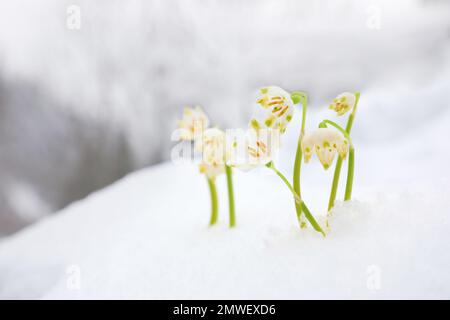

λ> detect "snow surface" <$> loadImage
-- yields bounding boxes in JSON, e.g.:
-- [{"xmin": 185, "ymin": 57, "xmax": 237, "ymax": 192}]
[{"xmin": 0, "ymin": 154, "xmax": 449, "ymax": 299}]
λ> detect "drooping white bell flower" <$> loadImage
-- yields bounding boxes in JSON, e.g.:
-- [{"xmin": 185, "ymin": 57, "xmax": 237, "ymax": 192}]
[
  {"xmin": 199, "ymin": 157, "xmax": 226, "ymax": 179},
  {"xmin": 328, "ymin": 92, "xmax": 356, "ymax": 116},
  {"xmin": 195, "ymin": 128, "xmax": 225, "ymax": 154},
  {"xmin": 250, "ymin": 86, "xmax": 294, "ymax": 134},
  {"xmin": 196, "ymin": 128, "xmax": 226, "ymax": 178},
  {"xmin": 227, "ymin": 129, "xmax": 280, "ymax": 170},
  {"xmin": 177, "ymin": 106, "xmax": 210, "ymax": 141},
  {"xmin": 301, "ymin": 128, "xmax": 349, "ymax": 170}
]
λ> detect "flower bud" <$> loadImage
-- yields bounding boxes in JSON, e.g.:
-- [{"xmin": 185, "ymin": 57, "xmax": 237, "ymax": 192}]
[
  {"xmin": 177, "ymin": 106, "xmax": 209, "ymax": 141},
  {"xmin": 329, "ymin": 92, "xmax": 356, "ymax": 116}
]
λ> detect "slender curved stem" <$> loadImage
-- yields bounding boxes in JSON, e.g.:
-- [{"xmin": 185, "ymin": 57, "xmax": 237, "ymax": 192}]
[
  {"xmin": 267, "ymin": 162, "xmax": 300, "ymax": 203},
  {"xmin": 207, "ymin": 177, "xmax": 218, "ymax": 226},
  {"xmin": 345, "ymin": 147, "xmax": 355, "ymax": 200},
  {"xmin": 319, "ymin": 120, "xmax": 352, "ymax": 146},
  {"xmin": 300, "ymin": 202, "xmax": 325, "ymax": 237},
  {"xmin": 292, "ymin": 92, "xmax": 307, "ymax": 227},
  {"xmin": 293, "ymin": 144, "xmax": 305, "ymax": 227},
  {"xmin": 328, "ymin": 156, "xmax": 343, "ymax": 211},
  {"xmin": 225, "ymin": 165, "xmax": 236, "ymax": 228},
  {"xmin": 266, "ymin": 162, "xmax": 325, "ymax": 236},
  {"xmin": 327, "ymin": 92, "xmax": 360, "ymax": 211}
]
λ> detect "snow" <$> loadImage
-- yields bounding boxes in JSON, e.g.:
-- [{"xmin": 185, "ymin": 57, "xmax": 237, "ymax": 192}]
[{"xmin": 0, "ymin": 148, "xmax": 449, "ymax": 299}]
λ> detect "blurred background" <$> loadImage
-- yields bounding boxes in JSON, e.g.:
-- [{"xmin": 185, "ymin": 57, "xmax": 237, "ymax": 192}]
[{"xmin": 0, "ymin": 0, "xmax": 449, "ymax": 237}]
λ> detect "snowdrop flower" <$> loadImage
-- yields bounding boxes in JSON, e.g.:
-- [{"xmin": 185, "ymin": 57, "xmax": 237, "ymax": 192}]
[
  {"xmin": 326, "ymin": 92, "xmax": 360, "ymax": 210},
  {"xmin": 329, "ymin": 92, "xmax": 356, "ymax": 116},
  {"xmin": 302, "ymin": 128, "xmax": 349, "ymax": 170},
  {"xmin": 247, "ymin": 139, "xmax": 274, "ymax": 168},
  {"xmin": 196, "ymin": 128, "xmax": 227, "ymax": 227},
  {"xmin": 176, "ymin": 107, "xmax": 236, "ymax": 227},
  {"xmin": 177, "ymin": 106, "xmax": 209, "ymax": 141},
  {"xmin": 197, "ymin": 128, "xmax": 226, "ymax": 178},
  {"xmin": 196, "ymin": 128, "xmax": 238, "ymax": 227},
  {"xmin": 195, "ymin": 128, "xmax": 225, "ymax": 155},
  {"xmin": 227, "ymin": 129, "xmax": 280, "ymax": 170},
  {"xmin": 199, "ymin": 158, "xmax": 225, "ymax": 179},
  {"xmin": 250, "ymin": 86, "xmax": 294, "ymax": 134}
]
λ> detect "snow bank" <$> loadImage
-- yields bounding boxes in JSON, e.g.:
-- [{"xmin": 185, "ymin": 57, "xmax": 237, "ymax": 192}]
[{"xmin": 0, "ymin": 158, "xmax": 449, "ymax": 299}]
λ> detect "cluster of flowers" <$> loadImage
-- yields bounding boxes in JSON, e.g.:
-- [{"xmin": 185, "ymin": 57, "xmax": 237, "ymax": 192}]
[{"xmin": 177, "ymin": 87, "xmax": 360, "ymax": 236}]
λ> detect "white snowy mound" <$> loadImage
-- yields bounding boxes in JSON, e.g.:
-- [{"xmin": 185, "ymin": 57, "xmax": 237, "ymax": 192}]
[{"xmin": 0, "ymin": 160, "xmax": 449, "ymax": 299}]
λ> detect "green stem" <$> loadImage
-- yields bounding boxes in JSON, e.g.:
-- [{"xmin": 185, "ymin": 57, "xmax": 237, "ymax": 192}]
[
  {"xmin": 266, "ymin": 162, "xmax": 325, "ymax": 236},
  {"xmin": 292, "ymin": 92, "xmax": 307, "ymax": 227},
  {"xmin": 225, "ymin": 165, "xmax": 236, "ymax": 228},
  {"xmin": 328, "ymin": 157, "xmax": 343, "ymax": 211},
  {"xmin": 300, "ymin": 202, "xmax": 325, "ymax": 237},
  {"xmin": 207, "ymin": 177, "xmax": 218, "ymax": 226},
  {"xmin": 267, "ymin": 162, "xmax": 300, "ymax": 203},
  {"xmin": 345, "ymin": 147, "xmax": 355, "ymax": 200},
  {"xmin": 327, "ymin": 92, "xmax": 360, "ymax": 211}
]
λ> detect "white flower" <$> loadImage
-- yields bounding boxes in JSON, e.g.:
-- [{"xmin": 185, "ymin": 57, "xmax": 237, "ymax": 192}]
[
  {"xmin": 199, "ymin": 159, "xmax": 225, "ymax": 179},
  {"xmin": 196, "ymin": 128, "xmax": 226, "ymax": 178},
  {"xmin": 177, "ymin": 106, "xmax": 209, "ymax": 141},
  {"xmin": 301, "ymin": 128, "xmax": 349, "ymax": 170},
  {"xmin": 195, "ymin": 128, "xmax": 225, "ymax": 162},
  {"xmin": 227, "ymin": 129, "xmax": 280, "ymax": 170},
  {"xmin": 195, "ymin": 128, "xmax": 225, "ymax": 154},
  {"xmin": 250, "ymin": 86, "xmax": 294, "ymax": 134},
  {"xmin": 328, "ymin": 92, "xmax": 356, "ymax": 116}
]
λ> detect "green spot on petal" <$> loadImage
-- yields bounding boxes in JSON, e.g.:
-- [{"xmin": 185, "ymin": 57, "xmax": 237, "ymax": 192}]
[
  {"xmin": 250, "ymin": 118, "xmax": 260, "ymax": 130},
  {"xmin": 265, "ymin": 117, "xmax": 274, "ymax": 127}
]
